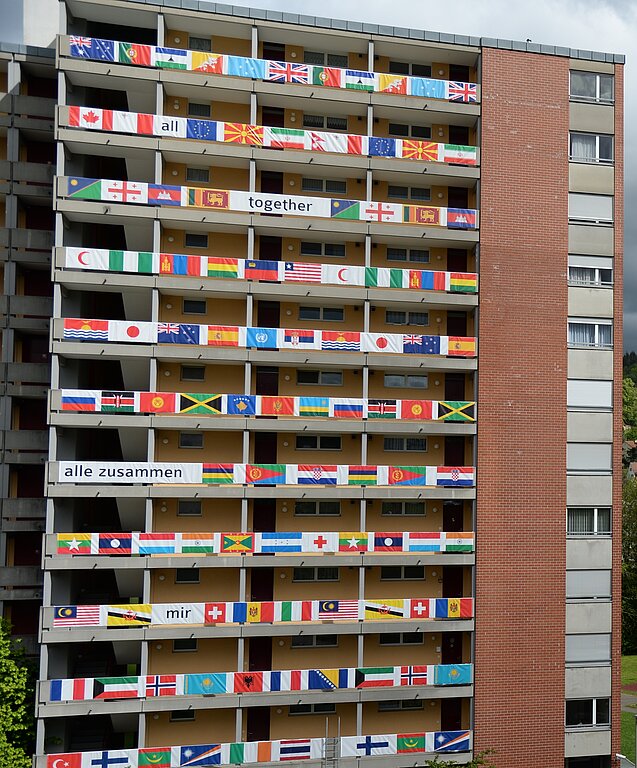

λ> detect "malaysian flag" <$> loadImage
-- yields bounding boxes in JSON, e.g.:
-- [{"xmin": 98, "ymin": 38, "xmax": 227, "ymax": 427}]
[
  {"xmin": 53, "ymin": 605, "xmax": 101, "ymax": 627},
  {"xmin": 318, "ymin": 600, "xmax": 359, "ymax": 619},
  {"xmin": 284, "ymin": 261, "xmax": 322, "ymax": 283}
]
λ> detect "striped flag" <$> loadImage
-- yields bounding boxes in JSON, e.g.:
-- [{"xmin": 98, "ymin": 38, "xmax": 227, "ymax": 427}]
[{"xmin": 284, "ymin": 261, "xmax": 322, "ymax": 282}]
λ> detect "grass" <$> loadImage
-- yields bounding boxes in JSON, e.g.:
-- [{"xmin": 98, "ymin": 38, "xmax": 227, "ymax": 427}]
[
  {"xmin": 622, "ymin": 711, "xmax": 636, "ymax": 763},
  {"xmin": 624, "ymin": 656, "xmax": 637, "ymax": 689}
]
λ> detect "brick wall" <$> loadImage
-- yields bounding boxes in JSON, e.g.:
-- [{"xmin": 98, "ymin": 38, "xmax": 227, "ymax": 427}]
[{"xmin": 475, "ymin": 48, "xmax": 570, "ymax": 767}]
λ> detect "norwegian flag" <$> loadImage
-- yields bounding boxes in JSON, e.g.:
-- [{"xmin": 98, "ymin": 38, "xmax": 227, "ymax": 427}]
[
  {"xmin": 157, "ymin": 323, "xmax": 180, "ymax": 335},
  {"xmin": 267, "ymin": 60, "xmax": 310, "ymax": 84},
  {"xmin": 145, "ymin": 675, "xmax": 178, "ymax": 697},
  {"xmin": 448, "ymin": 81, "xmax": 478, "ymax": 102}
]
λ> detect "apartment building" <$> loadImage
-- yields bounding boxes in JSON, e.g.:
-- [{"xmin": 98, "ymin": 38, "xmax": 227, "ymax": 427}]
[
  {"xmin": 30, "ymin": 1, "xmax": 624, "ymax": 767},
  {"xmin": 0, "ymin": 42, "xmax": 56, "ymax": 656}
]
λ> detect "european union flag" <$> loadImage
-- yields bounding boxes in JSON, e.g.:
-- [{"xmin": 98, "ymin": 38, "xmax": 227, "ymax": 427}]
[
  {"xmin": 226, "ymin": 395, "xmax": 257, "ymax": 415},
  {"xmin": 246, "ymin": 327, "xmax": 278, "ymax": 349},
  {"xmin": 186, "ymin": 118, "xmax": 217, "ymax": 141},
  {"xmin": 368, "ymin": 137, "xmax": 397, "ymax": 158}
]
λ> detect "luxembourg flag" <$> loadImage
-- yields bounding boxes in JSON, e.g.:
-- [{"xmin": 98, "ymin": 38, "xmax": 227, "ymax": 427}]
[
  {"xmin": 136, "ymin": 532, "xmax": 176, "ymax": 554},
  {"xmin": 436, "ymin": 466, "xmax": 474, "ymax": 487},
  {"xmin": 406, "ymin": 532, "xmax": 442, "ymax": 553}
]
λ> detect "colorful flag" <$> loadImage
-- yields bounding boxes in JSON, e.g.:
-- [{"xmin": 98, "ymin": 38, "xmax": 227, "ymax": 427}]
[
  {"xmin": 283, "ymin": 329, "xmax": 315, "ymax": 349},
  {"xmin": 53, "ymin": 605, "xmax": 101, "ymax": 627},
  {"xmin": 154, "ymin": 46, "xmax": 189, "ymax": 70},
  {"xmin": 223, "ymin": 123, "xmax": 265, "ymax": 145},
  {"xmin": 297, "ymin": 465, "xmax": 338, "ymax": 485},
  {"xmin": 49, "ymin": 678, "xmax": 91, "ymax": 702},
  {"xmin": 221, "ymin": 533, "xmax": 254, "ymax": 553},
  {"xmin": 410, "ymin": 599, "xmax": 431, "ymax": 619},
  {"xmin": 184, "ymin": 673, "xmax": 227, "ymax": 695},
  {"xmin": 187, "ymin": 188, "xmax": 229, "ymax": 210},
  {"xmin": 444, "ymin": 533, "xmax": 474, "ymax": 553},
  {"xmin": 208, "ymin": 325, "xmax": 239, "ymax": 347},
  {"xmin": 259, "ymin": 532, "xmax": 303, "ymax": 553},
  {"xmin": 388, "ymin": 466, "xmax": 428, "ymax": 486},
  {"xmin": 364, "ymin": 599, "xmax": 407, "ymax": 620},
  {"xmin": 267, "ymin": 127, "xmax": 306, "ymax": 149},
  {"xmin": 338, "ymin": 533, "xmax": 368, "ymax": 552},
  {"xmin": 434, "ymin": 664, "xmax": 472, "ymax": 686},
  {"xmin": 345, "ymin": 69, "xmax": 375, "ymax": 91},
  {"xmin": 378, "ymin": 73, "xmax": 407, "ymax": 94},
  {"xmin": 233, "ymin": 671, "xmax": 264, "ymax": 692},
  {"xmin": 330, "ymin": 199, "xmax": 360, "ymax": 219},
  {"xmin": 118, "ymin": 42, "xmax": 152, "ymax": 66},
  {"xmin": 139, "ymin": 392, "xmax": 176, "ymax": 413},
  {"xmin": 191, "ymin": 51, "xmax": 224, "ymax": 73},
  {"xmin": 437, "ymin": 401, "xmax": 475, "ymax": 422},
  {"xmin": 311, "ymin": 66, "xmax": 343, "ymax": 88},
  {"xmin": 157, "ymin": 323, "xmax": 200, "ymax": 345},
  {"xmin": 103, "ymin": 180, "xmax": 148, "ymax": 204},
  {"xmin": 277, "ymin": 740, "xmax": 312, "ymax": 761},
  {"xmin": 145, "ymin": 675, "xmax": 178, "ymax": 697},
  {"xmin": 148, "ymin": 185, "xmax": 183, "ymax": 206},
  {"xmin": 373, "ymin": 533, "xmax": 403, "ymax": 552},
  {"xmin": 284, "ymin": 262, "xmax": 322, "ymax": 283},
  {"xmin": 137, "ymin": 533, "xmax": 176, "ymax": 554},
  {"xmin": 207, "ymin": 257, "xmax": 239, "ymax": 279},
  {"xmin": 433, "ymin": 731, "xmax": 472, "ymax": 752},
  {"xmin": 180, "ymin": 533, "xmax": 217, "ymax": 554},
  {"xmin": 406, "ymin": 533, "xmax": 441, "ymax": 553},
  {"xmin": 57, "ymin": 533, "xmax": 92, "ymax": 555},
  {"xmin": 447, "ymin": 337, "xmax": 476, "ymax": 357},
  {"xmin": 298, "ymin": 397, "xmax": 329, "ymax": 417},
  {"xmin": 367, "ymin": 400, "xmax": 397, "ymax": 419},
  {"xmin": 246, "ymin": 328, "xmax": 279, "ymax": 350},
  {"xmin": 400, "ymin": 666, "xmax": 428, "ymax": 686},
  {"xmin": 403, "ymin": 205, "xmax": 441, "ymax": 225},
  {"xmin": 347, "ymin": 466, "xmax": 377, "ymax": 486},
  {"xmin": 245, "ymin": 464, "xmax": 286, "ymax": 485},
  {"xmin": 318, "ymin": 600, "xmax": 359, "ymax": 619},
  {"xmin": 400, "ymin": 400, "xmax": 433, "ymax": 420},
  {"xmin": 402, "ymin": 140, "xmax": 438, "ymax": 161},
  {"xmin": 397, "ymin": 734, "xmax": 426, "ymax": 754},
  {"xmin": 225, "ymin": 55, "xmax": 266, "ymax": 79},
  {"xmin": 409, "ymin": 76, "xmax": 446, "ymax": 99},
  {"xmin": 46, "ymin": 754, "xmax": 82, "ymax": 768},
  {"xmin": 402, "ymin": 334, "xmax": 425, "ymax": 354},
  {"xmin": 67, "ymin": 176, "xmax": 103, "ymax": 200},
  {"xmin": 419, "ymin": 270, "xmax": 447, "ymax": 291},
  {"xmin": 63, "ymin": 318, "xmax": 109, "ymax": 341},
  {"xmin": 447, "ymin": 81, "xmax": 478, "ymax": 102},
  {"xmin": 447, "ymin": 209, "xmax": 477, "ymax": 229},
  {"xmin": 93, "ymin": 677, "xmax": 140, "ymax": 699},
  {"xmin": 100, "ymin": 391, "xmax": 135, "ymax": 413},
  {"xmin": 106, "ymin": 604, "xmax": 152, "ymax": 627},
  {"xmin": 69, "ymin": 36, "xmax": 115, "ymax": 61},
  {"xmin": 321, "ymin": 331, "xmax": 360, "ymax": 351},
  {"xmin": 368, "ymin": 137, "xmax": 397, "ymax": 157},
  {"xmin": 158, "ymin": 253, "xmax": 199, "ymax": 275},
  {"xmin": 267, "ymin": 60, "xmax": 310, "ymax": 84},
  {"xmin": 226, "ymin": 395, "xmax": 257, "ymax": 415},
  {"xmin": 186, "ymin": 119, "xmax": 218, "ymax": 141},
  {"xmin": 179, "ymin": 744, "xmax": 222, "ymax": 766},
  {"xmin": 354, "ymin": 667, "xmax": 396, "ymax": 687},
  {"xmin": 449, "ymin": 272, "xmax": 477, "ymax": 293},
  {"xmin": 61, "ymin": 393, "xmax": 97, "ymax": 412},
  {"xmin": 68, "ymin": 106, "xmax": 112, "ymax": 131},
  {"xmin": 138, "ymin": 747, "xmax": 172, "ymax": 767},
  {"xmin": 179, "ymin": 394, "xmax": 223, "ymax": 415},
  {"xmin": 442, "ymin": 144, "xmax": 477, "ymax": 165},
  {"xmin": 437, "ymin": 467, "xmax": 474, "ymax": 487},
  {"xmin": 332, "ymin": 400, "xmax": 363, "ymax": 418},
  {"xmin": 204, "ymin": 603, "xmax": 227, "ymax": 624},
  {"xmin": 202, "ymin": 464, "xmax": 234, "ymax": 484},
  {"xmin": 98, "ymin": 533, "xmax": 132, "ymax": 555},
  {"xmin": 260, "ymin": 396, "xmax": 294, "ymax": 416}
]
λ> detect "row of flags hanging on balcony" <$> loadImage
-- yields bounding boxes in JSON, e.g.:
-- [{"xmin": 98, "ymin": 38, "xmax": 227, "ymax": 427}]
[
  {"xmin": 58, "ymin": 389, "xmax": 476, "ymax": 421},
  {"xmin": 52, "ymin": 597, "xmax": 474, "ymax": 628},
  {"xmin": 47, "ymin": 662, "xmax": 472, "ymax": 702},
  {"xmin": 56, "ymin": 462, "xmax": 475, "ymax": 486},
  {"xmin": 63, "ymin": 176, "xmax": 478, "ymax": 228},
  {"xmin": 62, "ymin": 247, "xmax": 478, "ymax": 293},
  {"xmin": 67, "ymin": 35, "xmax": 479, "ymax": 102},
  {"xmin": 55, "ymin": 530, "xmax": 475, "ymax": 556},
  {"xmin": 61, "ymin": 318, "xmax": 477, "ymax": 356},
  {"xmin": 46, "ymin": 729, "xmax": 472, "ymax": 767},
  {"xmin": 65, "ymin": 106, "xmax": 478, "ymax": 164}
]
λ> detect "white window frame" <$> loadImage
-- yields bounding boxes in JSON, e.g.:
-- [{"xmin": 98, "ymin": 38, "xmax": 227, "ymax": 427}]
[
  {"xmin": 567, "ymin": 318, "xmax": 613, "ymax": 349},
  {"xmin": 567, "ymin": 380, "xmax": 613, "ymax": 410},
  {"xmin": 565, "ymin": 697, "xmax": 611, "ymax": 728},
  {"xmin": 568, "ymin": 193, "xmax": 613, "ymax": 224},
  {"xmin": 567, "ymin": 254, "xmax": 613, "ymax": 287},
  {"xmin": 566, "ymin": 442, "xmax": 612, "ymax": 473},
  {"xmin": 565, "ymin": 569, "xmax": 611, "ymax": 600},
  {"xmin": 569, "ymin": 71, "xmax": 614, "ymax": 104},
  {"xmin": 565, "ymin": 633, "xmax": 611, "ymax": 665},
  {"xmin": 383, "ymin": 436, "xmax": 427, "ymax": 452},
  {"xmin": 567, "ymin": 506, "xmax": 611, "ymax": 536},
  {"xmin": 569, "ymin": 132, "xmax": 614, "ymax": 164}
]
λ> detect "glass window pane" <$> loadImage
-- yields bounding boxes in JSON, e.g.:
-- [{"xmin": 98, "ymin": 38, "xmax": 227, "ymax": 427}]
[
  {"xmin": 570, "ymin": 133, "xmax": 596, "ymax": 162},
  {"xmin": 324, "ymin": 243, "xmax": 346, "ymax": 257},
  {"xmin": 299, "ymin": 306, "xmax": 321, "ymax": 320},
  {"xmin": 318, "ymin": 501, "xmax": 341, "ymax": 515},
  {"xmin": 295, "ymin": 501, "xmax": 317, "ymax": 515},
  {"xmin": 185, "ymin": 233, "xmax": 208, "ymax": 248},
  {"xmin": 327, "ymin": 54, "xmax": 348, "ymax": 68},
  {"xmin": 566, "ymin": 570, "xmax": 611, "ymax": 598},
  {"xmin": 569, "ymin": 322, "xmax": 596, "ymax": 346},
  {"xmin": 304, "ymin": 51, "xmax": 325, "ymax": 65},
  {"xmin": 189, "ymin": 36, "xmax": 211, "ymax": 51},
  {"xmin": 300, "ymin": 241, "xmax": 322, "ymax": 256},
  {"xmin": 406, "ymin": 375, "xmax": 428, "ymax": 389},
  {"xmin": 297, "ymin": 369, "xmax": 320, "ymax": 384},
  {"xmin": 320, "ymin": 371, "xmax": 343, "ymax": 385},
  {"xmin": 566, "ymin": 699, "xmax": 594, "ymax": 726},
  {"xmin": 406, "ymin": 438, "xmax": 427, "ymax": 451},
  {"xmin": 567, "ymin": 508, "xmax": 595, "ymax": 534},
  {"xmin": 323, "ymin": 307, "xmax": 344, "ymax": 321},
  {"xmin": 303, "ymin": 114, "xmax": 324, "ymax": 129},
  {"xmin": 595, "ymin": 698, "xmax": 610, "ymax": 724},
  {"xmin": 409, "ymin": 312, "xmax": 428, "ymax": 325},
  {"xmin": 320, "ymin": 435, "xmax": 342, "ymax": 450},
  {"xmin": 387, "ymin": 248, "xmax": 407, "ymax": 261},
  {"xmin": 386, "ymin": 311, "xmax": 407, "ymax": 324},
  {"xmin": 570, "ymin": 71, "xmax": 596, "ymax": 99},
  {"xmin": 410, "ymin": 187, "xmax": 431, "ymax": 201},
  {"xmin": 409, "ymin": 249, "xmax": 430, "ymax": 263},
  {"xmin": 566, "ymin": 633, "xmax": 611, "ymax": 663},
  {"xmin": 325, "ymin": 180, "xmax": 347, "ymax": 194},
  {"xmin": 188, "ymin": 102, "xmax": 211, "ymax": 117},
  {"xmin": 596, "ymin": 508, "xmax": 611, "ymax": 533},
  {"xmin": 388, "ymin": 122, "xmax": 409, "ymax": 137},
  {"xmin": 404, "ymin": 502, "xmax": 425, "ymax": 515},
  {"xmin": 186, "ymin": 166, "xmax": 209, "ymax": 182},
  {"xmin": 388, "ymin": 185, "xmax": 408, "ymax": 199},
  {"xmin": 384, "ymin": 437, "xmax": 404, "ymax": 451},
  {"xmin": 316, "ymin": 634, "xmax": 338, "ymax": 646},
  {"xmin": 412, "ymin": 64, "xmax": 432, "ymax": 77},
  {"xmin": 384, "ymin": 374, "xmax": 405, "ymax": 387},
  {"xmin": 296, "ymin": 435, "xmax": 317, "ymax": 449},
  {"xmin": 326, "ymin": 117, "xmax": 348, "ymax": 132},
  {"xmin": 404, "ymin": 565, "xmax": 425, "ymax": 579},
  {"xmin": 388, "ymin": 61, "xmax": 409, "ymax": 75},
  {"xmin": 598, "ymin": 325, "xmax": 612, "ymax": 347},
  {"xmin": 569, "ymin": 266, "xmax": 596, "ymax": 284},
  {"xmin": 302, "ymin": 178, "xmax": 323, "ymax": 193},
  {"xmin": 598, "ymin": 136, "xmax": 613, "ymax": 161},
  {"xmin": 599, "ymin": 75, "xmax": 614, "ymax": 101}
]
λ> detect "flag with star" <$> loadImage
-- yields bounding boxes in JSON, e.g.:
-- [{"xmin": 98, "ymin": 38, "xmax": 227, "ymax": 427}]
[
  {"xmin": 338, "ymin": 532, "xmax": 368, "ymax": 552},
  {"xmin": 57, "ymin": 533, "xmax": 92, "ymax": 555}
]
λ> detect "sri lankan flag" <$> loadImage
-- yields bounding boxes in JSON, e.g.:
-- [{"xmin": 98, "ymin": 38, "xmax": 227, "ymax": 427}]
[
  {"xmin": 401, "ymin": 139, "xmax": 438, "ymax": 161},
  {"xmin": 179, "ymin": 393, "xmax": 223, "ymax": 415},
  {"xmin": 207, "ymin": 257, "xmax": 239, "ymax": 279},
  {"xmin": 437, "ymin": 401, "xmax": 475, "ymax": 422},
  {"xmin": 222, "ymin": 533, "xmax": 254, "ymax": 553},
  {"xmin": 203, "ymin": 463, "xmax": 234, "ymax": 484},
  {"xmin": 223, "ymin": 122, "xmax": 264, "ymax": 145}
]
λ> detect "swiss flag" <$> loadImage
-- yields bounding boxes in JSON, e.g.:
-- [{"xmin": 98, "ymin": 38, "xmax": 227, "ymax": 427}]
[
  {"xmin": 204, "ymin": 602, "xmax": 226, "ymax": 624},
  {"xmin": 410, "ymin": 599, "xmax": 431, "ymax": 619}
]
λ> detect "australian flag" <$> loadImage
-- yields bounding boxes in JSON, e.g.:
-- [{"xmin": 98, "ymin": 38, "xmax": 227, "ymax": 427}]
[{"xmin": 69, "ymin": 36, "xmax": 115, "ymax": 61}]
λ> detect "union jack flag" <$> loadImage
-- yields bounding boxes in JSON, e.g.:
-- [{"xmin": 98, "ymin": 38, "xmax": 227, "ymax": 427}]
[
  {"xmin": 448, "ymin": 81, "xmax": 478, "ymax": 102},
  {"xmin": 267, "ymin": 60, "xmax": 310, "ymax": 84},
  {"xmin": 70, "ymin": 36, "xmax": 92, "ymax": 48},
  {"xmin": 403, "ymin": 334, "xmax": 422, "ymax": 346},
  {"xmin": 158, "ymin": 323, "xmax": 180, "ymax": 335}
]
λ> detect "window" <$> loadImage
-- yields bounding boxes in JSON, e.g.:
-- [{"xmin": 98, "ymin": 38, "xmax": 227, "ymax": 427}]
[
  {"xmin": 184, "ymin": 233, "xmax": 208, "ymax": 248},
  {"xmin": 380, "ymin": 565, "xmax": 425, "ymax": 580},
  {"xmin": 568, "ymin": 255, "xmax": 613, "ymax": 286},
  {"xmin": 565, "ymin": 633, "xmax": 611, "ymax": 664},
  {"xmin": 568, "ymin": 320, "xmax": 612, "ymax": 348},
  {"xmin": 170, "ymin": 710, "xmax": 196, "ymax": 721},
  {"xmin": 173, "ymin": 638, "xmax": 198, "ymax": 652},
  {"xmin": 186, "ymin": 167, "xmax": 210, "ymax": 183},
  {"xmin": 294, "ymin": 500, "xmax": 341, "ymax": 516},
  {"xmin": 295, "ymin": 435, "xmax": 342, "ymax": 451},
  {"xmin": 183, "ymin": 299, "xmax": 207, "ymax": 315},
  {"xmin": 566, "ymin": 570, "xmax": 611, "ymax": 599},
  {"xmin": 300, "ymin": 241, "xmax": 346, "ymax": 258},
  {"xmin": 298, "ymin": 306, "xmax": 344, "ymax": 322},
  {"xmin": 565, "ymin": 698, "xmax": 610, "ymax": 728},
  {"xmin": 291, "ymin": 634, "xmax": 338, "ymax": 648},
  {"xmin": 302, "ymin": 114, "xmax": 348, "ymax": 132},
  {"xmin": 567, "ymin": 507, "xmax": 611, "ymax": 536},
  {"xmin": 303, "ymin": 50, "xmax": 348, "ymax": 68},
  {"xmin": 379, "ymin": 632, "xmax": 423, "ymax": 646},
  {"xmin": 178, "ymin": 500, "xmax": 202, "ymax": 517},
  {"xmin": 386, "ymin": 247, "xmax": 430, "ymax": 263},
  {"xmin": 293, "ymin": 567, "xmax": 339, "ymax": 582},
  {"xmin": 569, "ymin": 133, "xmax": 613, "ymax": 164},
  {"xmin": 569, "ymin": 71, "xmax": 614, "ymax": 103},
  {"xmin": 189, "ymin": 36, "xmax": 212, "ymax": 52},
  {"xmin": 383, "ymin": 437, "xmax": 427, "ymax": 452},
  {"xmin": 385, "ymin": 310, "xmax": 428, "ymax": 326},
  {"xmin": 567, "ymin": 380, "xmax": 613, "ymax": 410},
  {"xmin": 179, "ymin": 432, "xmax": 203, "ymax": 449},
  {"xmin": 388, "ymin": 61, "xmax": 431, "ymax": 77},
  {"xmin": 175, "ymin": 568, "xmax": 200, "ymax": 584},
  {"xmin": 180, "ymin": 365, "xmax": 205, "ymax": 381},
  {"xmin": 296, "ymin": 369, "xmax": 343, "ymax": 386},
  {"xmin": 378, "ymin": 699, "xmax": 424, "ymax": 711},
  {"xmin": 568, "ymin": 193, "xmax": 613, "ymax": 224},
  {"xmin": 387, "ymin": 185, "xmax": 431, "ymax": 202},
  {"xmin": 381, "ymin": 501, "xmax": 426, "ymax": 516},
  {"xmin": 383, "ymin": 373, "xmax": 428, "ymax": 389},
  {"xmin": 289, "ymin": 703, "xmax": 337, "ymax": 715},
  {"xmin": 188, "ymin": 102, "xmax": 211, "ymax": 118},
  {"xmin": 388, "ymin": 122, "xmax": 431, "ymax": 140},
  {"xmin": 567, "ymin": 443, "xmax": 612, "ymax": 472},
  {"xmin": 301, "ymin": 177, "xmax": 347, "ymax": 195}
]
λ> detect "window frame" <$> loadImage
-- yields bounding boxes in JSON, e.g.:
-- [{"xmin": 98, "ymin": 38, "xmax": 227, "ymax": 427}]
[
  {"xmin": 184, "ymin": 232, "xmax": 209, "ymax": 249},
  {"xmin": 296, "ymin": 369, "xmax": 344, "ymax": 386},
  {"xmin": 289, "ymin": 702, "xmax": 337, "ymax": 715},
  {"xmin": 381, "ymin": 500, "xmax": 426, "ymax": 517},
  {"xmin": 567, "ymin": 319, "xmax": 613, "ymax": 349},
  {"xmin": 182, "ymin": 298, "xmax": 207, "ymax": 315},
  {"xmin": 180, "ymin": 365, "xmax": 205, "ymax": 382},
  {"xmin": 567, "ymin": 254, "xmax": 613, "ymax": 287},
  {"xmin": 172, "ymin": 638, "xmax": 198, "ymax": 652},
  {"xmin": 385, "ymin": 310, "xmax": 429, "ymax": 326},
  {"xmin": 386, "ymin": 247, "xmax": 430, "ymax": 263},
  {"xmin": 387, "ymin": 185, "xmax": 431, "ymax": 202},
  {"xmin": 568, "ymin": 192, "xmax": 614, "ymax": 225},
  {"xmin": 294, "ymin": 500, "xmax": 341, "ymax": 517},
  {"xmin": 569, "ymin": 70, "xmax": 614, "ymax": 104},
  {"xmin": 170, "ymin": 709, "xmax": 196, "ymax": 722},
  {"xmin": 380, "ymin": 565, "xmax": 425, "ymax": 581},
  {"xmin": 301, "ymin": 177, "xmax": 347, "ymax": 196},
  {"xmin": 301, "ymin": 114, "xmax": 348, "ymax": 132},
  {"xmin": 387, "ymin": 60, "xmax": 432, "ymax": 78},
  {"xmin": 303, "ymin": 50, "xmax": 348, "ymax": 68},
  {"xmin": 187, "ymin": 101, "xmax": 211, "ymax": 118},
  {"xmin": 290, "ymin": 634, "xmax": 338, "ymax": 648},
  {"xmin": 300, "ymin": 241, "xmax": 347, "ymax": 259},
  {"xmin": 565, "ymin": 697, "xmax": 611, "ymax": 728},
  {"xmin": 298, "ymin": 305, "xmax": 345, "ymax": 322},
  {"xmin": 177, "ymin": 500, "xmax": 203, "ymax": 517},
  {"xmin": 292, "ymin": 566, "xmax": 340, "ymax": 582},
  {"xmin": 387, "ymin": 122, "xmax": 432, "ymax": 140},
  {"xmin": 178, "ymin": 432, "xmax": 204, "ymax": 449},
  {"xmin": 295, "ymin": 434, "xmax": 343, "ymax": 451},
  {"xmin": 567, "ymin": 506, "xmax": 611, "ymax": 536},
  {"xmin": 383, "ymin": 436, "xmax": 427, "ymax": 452},
  {"xmin": 383, "ymin": 372, "xmax": 428, "ymax": 389},
  {"xmin": 378, "ymin": 699, "xmax": 424, "ymax": 712},
  {"xmin": 185, "ymin": 167, "xmax": 210, "ymax": 184},
  {"xmin": 569, "ymin": 132, "xmax": 614, "ymax": 164},
  {"xmin": 188, "ymin": 35, "xmax": 212, "ymax": 52},
  {"xmin": 379, "ymin": 631, "xmax": 424, "ymax": 646},
  {"xmin": 175, "ymin": 567, "xmax": 200, "ymax": 584}
]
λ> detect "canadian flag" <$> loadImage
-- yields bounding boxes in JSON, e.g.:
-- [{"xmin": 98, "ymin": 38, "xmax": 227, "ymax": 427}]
[{"xmin": 68, "ymin": 106, "xmax": 113, "ymax": 131}]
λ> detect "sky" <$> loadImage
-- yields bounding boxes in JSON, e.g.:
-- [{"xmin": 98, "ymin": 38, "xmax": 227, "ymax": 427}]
[{"xmin": 3, "ymin": 0, "xmax": 635, "ymax": 348}]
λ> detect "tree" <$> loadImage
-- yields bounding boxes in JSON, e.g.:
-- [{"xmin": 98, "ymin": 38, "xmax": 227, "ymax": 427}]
[
  {"xmin": 425, "ymin": 750, "xmax": 496, "ymax": 767},
  {"xmin": 0, "ymin": 620, "xmax": 35, "ymax": 768},
  {"xmin": 624, "ymin": 479, "xmax": 637, "ymax": 654},
  {"xmin": 624, "ymin": 378, "xmax": 637, "ymax": 429}
]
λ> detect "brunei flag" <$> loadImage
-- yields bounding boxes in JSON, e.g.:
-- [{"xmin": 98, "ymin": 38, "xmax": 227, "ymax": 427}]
[
  {"xmin": 106, "ymin": 604, "xmax": 152, "ymax": 627},
  {"xmin": 364, "ymin": 599, "xmax": 407, "ymax": 620},
  {"xmin": 202, "ymin": 463, "xmax": 234, "ymax": 484}
]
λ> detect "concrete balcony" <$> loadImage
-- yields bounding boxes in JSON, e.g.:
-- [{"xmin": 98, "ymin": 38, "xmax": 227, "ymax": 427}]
[
  {"xmin": 0, "ymin": 92, "xmax": 55, "ymax": 132},
  {"xmin": 0, "ymin": 295, "xmax": 52, "ymax": 331},
  {"xmin": 0, "ymin": 566, "xmax": 43, "ymax": 599},
  {"xmin": 2, "ymin": 429, "xmax": 48, "ymax": 452},
  {"xmin": 1, "ymin": 498, "xmax": 46, "ymax": 532},
  {"xmin": 0, "ymin": 228, "xmax": 54, "ymax": 265}
]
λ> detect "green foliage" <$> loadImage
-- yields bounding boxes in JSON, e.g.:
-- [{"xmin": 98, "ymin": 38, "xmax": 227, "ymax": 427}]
[
  {"xmin": 625, "ymin": 378, "xmax": 637, "ymax": 428},
  {"xmin": 624, "ymin": 352, "xmax": 637, "ymax": 386},
  {"xmin": 624, "ymin": 481, "xmax": 637, "ymax": 654},
  {"xmin": 0, "ymin": 620, "xmax": 34, "ymax": 768},
  {"xmin": 425, "ymin": 750, "xmax": 496, "ymax": 767}
]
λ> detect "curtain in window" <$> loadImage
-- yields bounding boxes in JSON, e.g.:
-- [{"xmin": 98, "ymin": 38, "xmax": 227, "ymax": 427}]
[
  {"xmin": 571, "ymin": 134, "xmax": 596, "ymax": 161},
  {"xmin": 569, "ymin": 267, "xmax": 594, "ymax": 285},
  {"xmin": 569, "ymin": 322, "xmax": 595, "ymax": 346},
  {"xmin": 596, "ymin": 508, "xmax": 611, "ymax": 533},
  {"xmin": 598, "ymin": 325, "xmax": 612, "ymax": 347},
  {"xmin": 568, "ymin": 508, "xmax": 594, "ymax": 534}
]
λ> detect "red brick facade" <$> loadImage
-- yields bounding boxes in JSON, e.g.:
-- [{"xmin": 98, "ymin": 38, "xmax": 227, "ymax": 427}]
[{"xmin": 475, "ymin": 48, "xmax": 570, "ymax": 767}]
